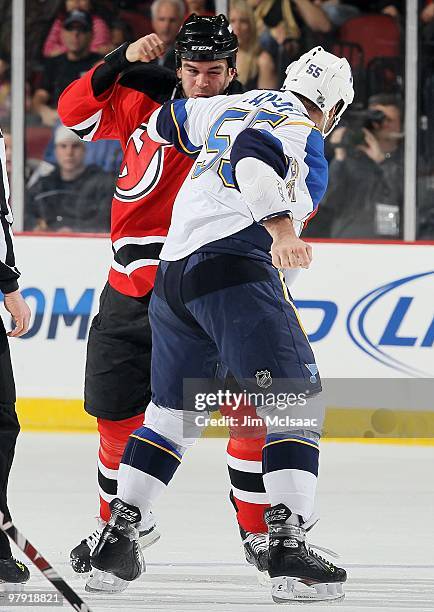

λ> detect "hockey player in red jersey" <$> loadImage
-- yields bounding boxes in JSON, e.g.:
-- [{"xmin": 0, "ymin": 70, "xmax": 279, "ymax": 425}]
[{"xmin": 58, "ymin": 15, "xmax": 269, "ymax": 590}]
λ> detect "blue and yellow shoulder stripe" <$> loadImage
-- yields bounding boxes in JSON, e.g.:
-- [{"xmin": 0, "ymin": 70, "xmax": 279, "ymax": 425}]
[{"xmin": 156, "ymin": 99, "xmax": 202, "ymax": 158}]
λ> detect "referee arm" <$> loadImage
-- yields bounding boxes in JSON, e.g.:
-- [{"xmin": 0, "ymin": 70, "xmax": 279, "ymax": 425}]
[{"xmin": 0, "ymin": 129, "xmax": 31, "ymax": 337}]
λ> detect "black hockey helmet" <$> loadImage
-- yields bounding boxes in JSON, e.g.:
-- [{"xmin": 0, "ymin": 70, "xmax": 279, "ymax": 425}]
[{"xmin": 175, "ymin": 14, "xmax": 238, "ymax": 69}]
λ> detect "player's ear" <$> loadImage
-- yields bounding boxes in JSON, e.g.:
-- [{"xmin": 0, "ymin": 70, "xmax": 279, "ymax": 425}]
[
  {"xmin": 228, "ymin": 67, "xmax": 237, "ymax": 82},
  {"xmin": 176, "ymin": 67, "xmax": 182, "ymax": 80}
]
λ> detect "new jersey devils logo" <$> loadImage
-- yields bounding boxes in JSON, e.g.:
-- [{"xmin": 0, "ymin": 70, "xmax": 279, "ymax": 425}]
[{"xmin": 115, "ymin": 123, "xmax": 169, "ymax": 202}]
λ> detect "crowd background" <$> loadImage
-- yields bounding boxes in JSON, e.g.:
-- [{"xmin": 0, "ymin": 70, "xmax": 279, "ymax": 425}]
[{"xmin": 0, "ymin": 0, "xmax": 433, "ymax": 238}]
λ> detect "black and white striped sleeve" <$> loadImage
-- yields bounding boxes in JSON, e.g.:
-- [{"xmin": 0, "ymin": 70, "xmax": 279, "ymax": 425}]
[{"xmin": 0, "ymin": 129, "xmax": 20, "ymax": 295}]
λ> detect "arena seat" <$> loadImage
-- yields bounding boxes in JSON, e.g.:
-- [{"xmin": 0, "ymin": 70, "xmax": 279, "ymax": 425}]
[
  {"xmin": 337, "ymin": 14, "xmax": 400, "ymax": 68},
  {"xmin": 25, "ymin": 125, "xmax": 52, "ymax": 160},
  {"xmin": 119, "ymin": 10, "xmax": 153, "ymax": 39},
  {"xmin": 332, "ymin": 41, "xmax": 365, "ymax": 107}
]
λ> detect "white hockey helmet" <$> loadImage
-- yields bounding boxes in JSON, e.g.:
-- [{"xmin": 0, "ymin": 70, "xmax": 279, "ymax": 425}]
[{"xmin": 282, "ymin": 46, "xmax": 354, "ymax": 137}]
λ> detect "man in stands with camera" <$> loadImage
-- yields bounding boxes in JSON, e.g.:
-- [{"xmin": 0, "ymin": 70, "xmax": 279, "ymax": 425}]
[{"xmin": 305, "ymin": 92, "xmax": 403, "ymax": 239}]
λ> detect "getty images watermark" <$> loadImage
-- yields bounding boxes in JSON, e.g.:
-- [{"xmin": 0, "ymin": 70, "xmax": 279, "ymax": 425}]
[{"xmin": 192, "ymin": 389, "xmax": 319, "ymax": 429}]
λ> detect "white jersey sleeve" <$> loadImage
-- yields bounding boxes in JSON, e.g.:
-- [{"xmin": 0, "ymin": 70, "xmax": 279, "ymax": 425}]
[{"xmin": 231, "ymin": 115, "xmax": 328, "ymax": 224}]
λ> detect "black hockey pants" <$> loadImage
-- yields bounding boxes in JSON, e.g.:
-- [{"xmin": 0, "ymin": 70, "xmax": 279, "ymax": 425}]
[{"xmin": 0, "ymin": 318, "xmax": 19, "ymax": 558}]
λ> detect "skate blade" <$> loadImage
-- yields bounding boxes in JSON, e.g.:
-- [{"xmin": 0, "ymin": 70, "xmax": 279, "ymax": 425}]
[
  {"xmin": 140, "ymin": 528, "xmax": 161, "ymax": 550},
  {"xmin": 271, "ymin": 576, "xmax": 345, "ymax": 603},
  {"xmin": 256, "ymin": 569, "xmax": 271, "ymax": 588},
  {"xmin": 85, "ymin": 569, "xmax": 133, "ymax": 593}
]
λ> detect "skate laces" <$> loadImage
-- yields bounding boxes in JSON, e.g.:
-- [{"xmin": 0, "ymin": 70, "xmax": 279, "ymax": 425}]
[
  {"xmin": 300, "ymin": 514, "xmax": 340, "ymax": 563},
  {"xmin": 243, "ymin": 532, "xmax": 268, "ymax": 554},
  {"xmin": 271, "ymin": 523, "xmax": 340, "ymax": 563},
  {"xmin": 309, "ymin": 543, "xmax": 340, "ymax": 560},
  {"xmin": 84, "ymin": 527, "xmax": 103, "ymax": 551}
]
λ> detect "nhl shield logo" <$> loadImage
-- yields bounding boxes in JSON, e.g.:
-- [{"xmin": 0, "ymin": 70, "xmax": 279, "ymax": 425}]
[{"xmin": 255, "ymin": 369, "xmax": 272, "ymax": 389}]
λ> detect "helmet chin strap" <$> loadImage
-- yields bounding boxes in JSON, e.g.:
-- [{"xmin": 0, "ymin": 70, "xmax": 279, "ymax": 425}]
[
  {"xmin": 320, "ymin": 109, "xmax": 330, "ymax": 137},
  {"xmin": 322, "ymin": 109, "xmax": 342, "ymax": 138}
]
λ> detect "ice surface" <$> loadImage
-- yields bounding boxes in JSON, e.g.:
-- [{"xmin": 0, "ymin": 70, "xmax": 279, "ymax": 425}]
[{"xmin": 2, "ymin": 434, "xmax": 434, "ymax": 612}]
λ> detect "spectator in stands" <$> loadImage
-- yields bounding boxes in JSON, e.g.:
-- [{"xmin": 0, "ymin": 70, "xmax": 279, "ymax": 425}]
[
  {"xmin": 250, "ymin": 0, "xmax": 332, "ymax": 84},
  {"xmin": 312, "ymin": 1, "xmax": 360, "ymax": 28},
  {"xmin": 422, "ymin": 0, "xmax": 434, "ymax": 25},
  {"xmin": 0, "ymin": 55, "xmax": 10, "ymax": 121},
  {"xmin": 25, "ymin": 126, "xmax": 113, "ymax": 232},
  {"xmin": 151, "ymin": 0, "xmax": 185, "ymax": 70},
  {"xmin": 43, "ymin": 0, "xmax": 112, "ymax": 58},
  {"xmin": 367, "ymin": 93, "xmax": 403, "ymax": 160},
  {"xmin": 0, "ymin": 55, "xmax": 34, "ymax": 123},
  {"xmin": 380, "ymin": 1, "xmax": 402, "ymax": 19},
  {"xmin": 110, "ymin": 18, "xmax": 135, "ymax": 49},
  {"xmin": 32, "ymin": 10, "xmax": 101, "ymax": 127},
  {"xmin": 43, "ymin": 118, "xmax": 123, "ymax": 175},
  {"xmin": 5, "ymin": 0, "xmax": 61, "ymax": 69},
  {"xmin": 1, "ymin": 126, "xmax": 53, "ymax": 192},
  {"xmin": 306, "ymin": 94, "xmax": 404, "ymax": 239},
  {"xmin": 421, "ymin": 0, "xmax": 434, "ymax": 45},
  {"xmin": 418, "ymin": 176, "xmax": 434, "ymax": 239},
  {"xmin": 341, "ymin": 0, "xmax": 402, "ymax": 13},
  {"xmin": 185, "ymin": 0, "xmax": 215, "ymax": 17},
  {"xmin": 230, "ymin": 0, "xmax": 277, "ymax": 89}
]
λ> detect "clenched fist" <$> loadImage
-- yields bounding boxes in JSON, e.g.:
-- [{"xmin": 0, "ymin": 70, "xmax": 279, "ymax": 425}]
[{"xmin": 126, "ymin": 34, "xmax": 166, "ymax": 63}]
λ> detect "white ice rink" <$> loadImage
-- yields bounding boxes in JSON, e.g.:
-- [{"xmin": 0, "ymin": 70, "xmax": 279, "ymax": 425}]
[{"xmin": 3, "ymin": 434, "xmax": 434, "ymax": 612}]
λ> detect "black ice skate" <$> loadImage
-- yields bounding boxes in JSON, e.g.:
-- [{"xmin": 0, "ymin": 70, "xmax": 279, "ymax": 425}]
[
  {"xmin": 88, "ymin": 498, "xmax": 145, "ymax": 593},
  {"xmin": 264, "ymin": 504, "xmax": 346, "ymax": 603},
  {"xmin": 70, "ymin": 514, "xmax": 160, "ymax": 574},
  {"xmin": 0, "ymin": 557, "xmax": 30, "ymax": 590},
  {"xmin": 240, "ymin": 526, "xmax": 268, "ymax": 572},
  {"xmin": 70, "ymin": 519, "xmax": 105, "ymax": 574}
]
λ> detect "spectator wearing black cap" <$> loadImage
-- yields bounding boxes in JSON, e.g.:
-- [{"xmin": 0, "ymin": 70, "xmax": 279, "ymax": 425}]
[
  {"xmin": 32, "ymin": 10, "xmax": 101, "ymax": 127},
  {"xmin": 43, "ymin": 0, "xmax": 111, "ymax": 58}
]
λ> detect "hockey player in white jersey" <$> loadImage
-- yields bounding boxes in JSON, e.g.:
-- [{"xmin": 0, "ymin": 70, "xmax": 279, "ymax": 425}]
[{"xmin": 90, "ymin": 47, "xmax": 354, "ymax": 603}]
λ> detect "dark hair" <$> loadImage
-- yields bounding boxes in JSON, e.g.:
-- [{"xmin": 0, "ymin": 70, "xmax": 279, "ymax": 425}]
[
  {"xmin": 368, "ymin": 93, "xmax": 403, "ymax": 115},
  {"xmin": 293, "ymin": 93, "xmax": 321, "ymax": 114},
  {"xmin": 111, "ymin": 18, "xmax": 134, "ymax": 42}
]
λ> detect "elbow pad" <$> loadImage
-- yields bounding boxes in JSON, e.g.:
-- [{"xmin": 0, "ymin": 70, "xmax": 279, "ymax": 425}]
[
  {"xmin": 235, "ymin": 157, "xmax": 292, "ymax": 223},
  {"xmin": 147, "ymin": 107, "xmax": 170, "ymax": 145}
]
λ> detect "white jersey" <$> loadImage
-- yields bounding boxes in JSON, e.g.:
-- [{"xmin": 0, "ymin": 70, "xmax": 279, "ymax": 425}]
[{"xmin": 148, "ymin": 89, "xmax": 328, "ymax": 261}]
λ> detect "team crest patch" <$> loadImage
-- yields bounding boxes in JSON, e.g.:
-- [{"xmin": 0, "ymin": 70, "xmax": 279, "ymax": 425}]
[
  {"xmin": 305, "ymin": 363, "xmax": 318, "ymax": 383},
  {"xmin": 255, "ymin": 369, "xmax": 272, "ymax": 389}
]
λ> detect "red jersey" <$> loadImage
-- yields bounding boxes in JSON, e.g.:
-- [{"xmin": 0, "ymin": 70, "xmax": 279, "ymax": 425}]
[{"xmin": 58, "ymin": 63, "xmax": 194, "ymax": 297}]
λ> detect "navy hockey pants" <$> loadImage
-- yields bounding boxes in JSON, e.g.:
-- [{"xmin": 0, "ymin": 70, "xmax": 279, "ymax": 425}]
[{"xmin": 149, "ymin": 252, "xmax": 321, "ymax": 411}]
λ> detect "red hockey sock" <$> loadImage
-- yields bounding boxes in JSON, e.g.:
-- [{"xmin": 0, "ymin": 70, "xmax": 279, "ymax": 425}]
[
  {"xmin": 227, "ymin": 436, "xmax": 269, "ymax": 534},
  {"xmin": 97, "ymin": 414, "xmax": 144, "ymax": 522}
]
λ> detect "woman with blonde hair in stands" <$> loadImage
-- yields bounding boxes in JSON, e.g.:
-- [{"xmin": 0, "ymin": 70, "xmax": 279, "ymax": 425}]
[{"xmin": 230, "ymin": 0, "xmax": 277, "ymax": 90}]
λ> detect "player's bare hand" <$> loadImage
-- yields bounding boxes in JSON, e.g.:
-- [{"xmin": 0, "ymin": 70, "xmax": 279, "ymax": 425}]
[
  {"xmin": 126, "ymin": 34, "xmax": 166, "ymax": 63},
  {"xmin": 271, "ymin": 235, "xmax": 312, "ymax": 269},
  {"xmin": 3, "ymin": 290, "xmax": 31, "ymax": 338},
  {"xmin": 263, "ymin": 215, "xmax": 312, "ymax": 269}
]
